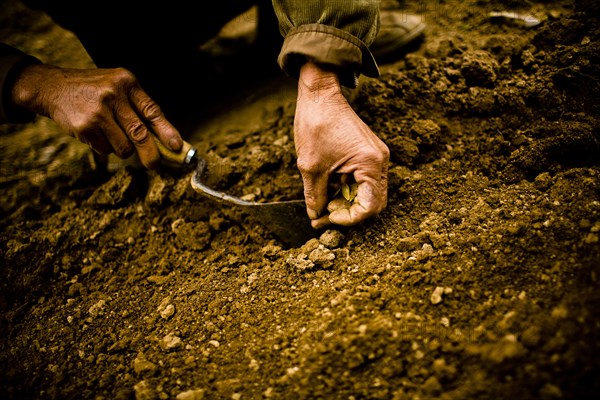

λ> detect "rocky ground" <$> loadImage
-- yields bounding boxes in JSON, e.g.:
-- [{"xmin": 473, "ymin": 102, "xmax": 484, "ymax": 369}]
[{"xmin": 1, "ymin": 0, "xmax": 599, "ymax": 399}]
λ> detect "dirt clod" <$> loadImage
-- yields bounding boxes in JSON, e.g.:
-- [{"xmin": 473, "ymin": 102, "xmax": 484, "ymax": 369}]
[
  {"xmin": 461, "ymin": 50, "xmax": 500, "ymax": 87},
  {"xmin": 319, "ymin": 229, "xmax": 345, "ymax": 248}
]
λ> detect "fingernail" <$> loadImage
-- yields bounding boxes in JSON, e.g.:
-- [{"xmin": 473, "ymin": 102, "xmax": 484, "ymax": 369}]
[
  {"xmin": 307, "ymin": 208, "xmax": 319, "ymax": 220},
  {"xmin": 169, "ymin": 137, "xmax": 182, "ymax": 151}
]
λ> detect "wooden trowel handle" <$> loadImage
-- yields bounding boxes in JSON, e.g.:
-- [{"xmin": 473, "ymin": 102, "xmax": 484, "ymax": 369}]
[{"xmin": 152, "ymin": 135, "xmax": 197, "ymax": 165}]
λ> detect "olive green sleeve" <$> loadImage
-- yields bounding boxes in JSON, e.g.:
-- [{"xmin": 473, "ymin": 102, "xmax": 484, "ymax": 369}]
[{"xmin": 272, "ymin": 0, "xmax": 381, "ymax": 87}]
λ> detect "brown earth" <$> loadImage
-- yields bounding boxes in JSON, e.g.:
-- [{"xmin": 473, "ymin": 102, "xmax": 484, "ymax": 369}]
[{"xmin": 1, "ymin": 0, "xmax": 600, "ymax": 399}]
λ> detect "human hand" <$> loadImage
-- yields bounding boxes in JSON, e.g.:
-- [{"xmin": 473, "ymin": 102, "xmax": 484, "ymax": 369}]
[
  {"xmin": 294, "ymin": 62, "xmax": 390, "ymax": 229},
  {"xmin": 10, "ymin": 65, "xmax": 182, "ymax": 169}
]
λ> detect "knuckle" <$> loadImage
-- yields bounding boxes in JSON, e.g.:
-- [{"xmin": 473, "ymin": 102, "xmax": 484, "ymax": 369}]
[
  {"xmin": 112, "ymin": 67, "xmax": 136, "ymax": 85},
  {"xmin": 127, "ymin": 120, "xmax": 149, "ymax": 143},
  {"xmin": 296, "ymin": 158, "xmax": 320, "ymax": 175},
  {"xmin": 71, "ymin": 115, "xmax": 99, "ymax": 135},
  {"xmin": 364, "ymin": 148, "xmax": 388, "ymax": 165},
  {"xmin": 98, "ymin": 69, "xmax": 136, "ymax": 103},
  {"xmin": 380, "ymin": 144, "xmax": 391, "ymax": 161},
  {"xmin": 139, "ymin": 100, "xmax": 162, "ymax": 121}
]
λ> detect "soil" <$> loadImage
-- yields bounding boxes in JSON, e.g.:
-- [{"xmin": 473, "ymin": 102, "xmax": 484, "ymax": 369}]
[{"xmin": 1, "ymin": 1, "xmax": 600, "ymax": 399}]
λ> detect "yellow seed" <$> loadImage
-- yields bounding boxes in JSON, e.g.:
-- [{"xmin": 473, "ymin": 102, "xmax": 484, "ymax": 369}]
[
  {"xmin": 342, "ymin": 183, "xmax": 358, "ymax": 202},
  {"xmin": 327, "ymin": 198, "xmax": 352, "ymax": 213}
]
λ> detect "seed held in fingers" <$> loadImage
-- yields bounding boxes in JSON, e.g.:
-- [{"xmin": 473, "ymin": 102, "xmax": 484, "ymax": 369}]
[
  {"xmin": 327, "ymin": 197, "xmax": 352, "ymax": 213},
  {"xmin": 341, "ymin": 182, "xmax": 359, "ymax": 202}
]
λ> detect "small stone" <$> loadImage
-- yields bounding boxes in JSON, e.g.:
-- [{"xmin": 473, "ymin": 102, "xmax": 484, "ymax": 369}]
[
  {"xmin": 133, "ymin": 353, "xmax": 157, "ymax": 376},
  {"xmin": 551, "ymin": 305, "xmax": 568, "ymax": 319},
  {"xmin": 160, "ymin": 304, "xmax": 175, "ymax": 320},
  {"xmin": 240, "ymin": 193, "xmax": 256, "ymax": 202},
  {"xmin": 432, "ymin": 358, "xmax": 457, "ymax": 380},
  {"xmin": 286, "ymin": 254, "xmax": 315, "ymax": 271},
  {"xmin": 534, "ymin": 172, "xmax": 553, "ymax": 191},
  {"xmin": 209, "ymin": 340, "xmax": 220, "ymax": 348},
  {"xmin": 319, "ymin": 230, "xmax": 345, "ymax": 248},
  {"xmin": 422, "ymin": 376, "xmax": 442, "ymax": 394},
  {"xmin": 160, "ymin": 333, "xmax": 183, "ymax": 351},
  {"xmin": 539, "ymin": 383, "xmax": 563, "ymax": 399},
  {"xmin": 430, "ymin": 286, "xmax": 445, "ymax": 305},
  {"xmin": 175, "ymin": 389, "xmax": 205, "ymax": 400},
  {"xmin": 88, "ymin": 299, "xmax": 106, "ymax": 317},
  {"xmin": 584, "ymin": 233, "xmax": 599, "ymax": 244},
  {"xmin": 68, "ymin": 282, "xmax": 85, "ymax": 298},
  {"xmin": 134, "ymin": 380, "xmax": 157, "ymax": 400},
  {"xmin": 483, "ymin": 335, "xmax": 526, "ymax": 363},
  {"xmin": 261, "ymin": 244, "xmax": 282, "ymax": 259}
]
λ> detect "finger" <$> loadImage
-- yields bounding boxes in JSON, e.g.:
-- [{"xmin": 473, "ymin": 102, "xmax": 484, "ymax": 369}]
[
  {"xmin": 327, "ymin": 198, "xmax": 351, "ymax": 213},
  {"xmin": 311, "ymin": 215, "xmax": 332, "ymax": 230},
  {"xmin": 79, "ymin": 130, "xmax": 113, "ymax": 155},
  {"xmin": 102, "ymin": 118, "xmax": 134, "ymax": 159},
  {"xmin": 130, "ymin": 87, "xmax": 182, "ymax": 151},
  {"xmin": 300, "ymin": 170, "xmax": 330, "ymax": 220},
  {"xmin": 311, "ymin": 197, "xmax": 352, "ymax": 229},
  {"xmin": 329, "ymin": 178, "xmax": 385, "ymax": 226},
  {"xmin": 114, "ymin": 104, "xmax": 159, "ymax": 169}
]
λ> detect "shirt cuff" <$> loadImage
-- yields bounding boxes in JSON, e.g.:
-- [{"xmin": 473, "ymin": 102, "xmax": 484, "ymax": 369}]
[
  {"xmin": 0, "ymin": 53, "xmax": 40, "ymax": 124},
  {"xmin": 277, "ymin": 23, "xmax": 380, "ymax": 88}
]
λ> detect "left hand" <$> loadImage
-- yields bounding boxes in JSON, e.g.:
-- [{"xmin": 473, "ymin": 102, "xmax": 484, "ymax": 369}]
[{"xmin": 294, "ymin": 62, "xmax": 390, "ymax": 229}]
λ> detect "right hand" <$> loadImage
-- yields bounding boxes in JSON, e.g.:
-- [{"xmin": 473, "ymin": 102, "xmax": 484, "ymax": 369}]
[
  {"xmin": 293, "ymin": 62, "xmax": 390, "ymax": 229},
  {"xmin": 10, "ymin": 65, "xmax": 182, "ymax": 169}
]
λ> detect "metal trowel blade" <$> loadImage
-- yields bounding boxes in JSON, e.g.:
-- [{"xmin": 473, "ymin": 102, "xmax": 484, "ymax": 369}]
[{"xmin": 190, "ymin": 157, "xmax": 318, "ymax": 247}]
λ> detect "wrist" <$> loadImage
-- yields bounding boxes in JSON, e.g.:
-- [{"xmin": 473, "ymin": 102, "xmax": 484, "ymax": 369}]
[
  {"xmin": 298, "ymin": 62, "xmax": 342, "ymax": 97},
  {"xmin": 11, "ymin": 63, "xmax": 57, "ymax": 117}
]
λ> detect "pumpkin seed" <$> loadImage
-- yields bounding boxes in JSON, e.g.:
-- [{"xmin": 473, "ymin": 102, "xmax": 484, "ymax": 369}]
[{"xmin": 341, "ymin": 182, "xmax": 358, "ymax": 202}]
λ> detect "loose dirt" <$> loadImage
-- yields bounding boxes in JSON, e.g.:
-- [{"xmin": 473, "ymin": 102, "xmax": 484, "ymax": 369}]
[{"xmin": 1, "ymin": 1, "xmax": 599, "ymax": 399}]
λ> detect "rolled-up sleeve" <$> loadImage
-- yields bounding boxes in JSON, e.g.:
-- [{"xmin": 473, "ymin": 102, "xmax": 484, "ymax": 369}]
[
  {"xmin": 272, "ymin": 0, "xmax": 381, "ymax": 87},
  {"xmin": 0, "ymin": 43, "xmax": 40, "ymax": 124}
]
